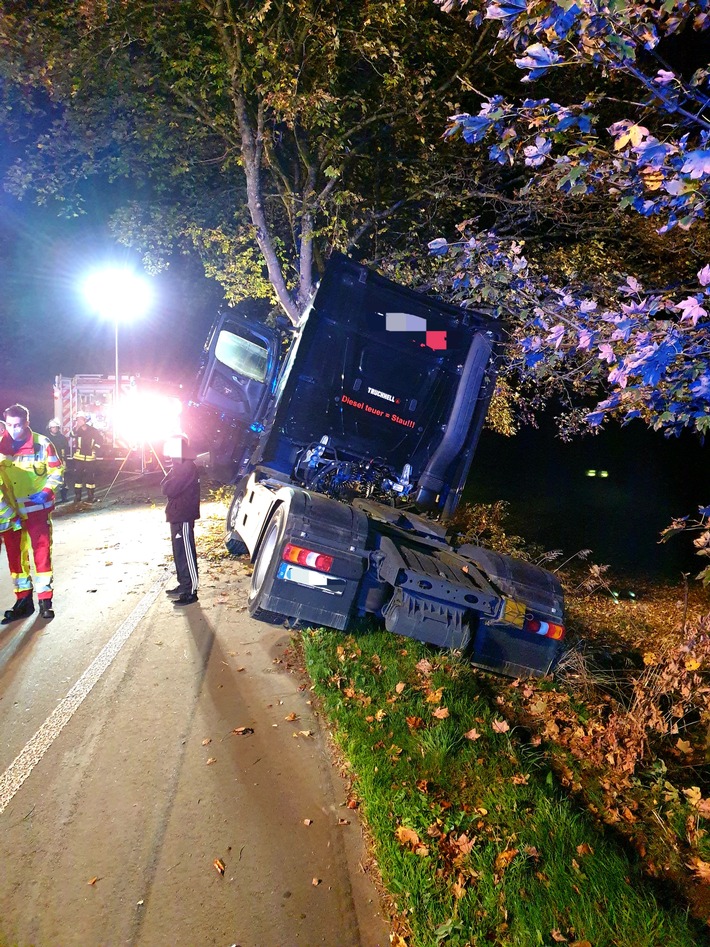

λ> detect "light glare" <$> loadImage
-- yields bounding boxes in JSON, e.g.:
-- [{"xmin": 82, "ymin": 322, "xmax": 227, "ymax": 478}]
[{"xmin": 82, "ymin": 267, "xmax": 153, "ymax": 322}]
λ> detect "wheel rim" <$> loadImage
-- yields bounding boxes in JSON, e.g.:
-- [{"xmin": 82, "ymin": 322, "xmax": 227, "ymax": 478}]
[{"xmin": 252, "ymin": 516, "xmax": 280, "ymax": 595}]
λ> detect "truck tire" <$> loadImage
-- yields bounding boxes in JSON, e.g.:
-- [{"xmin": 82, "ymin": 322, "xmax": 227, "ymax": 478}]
[
  {"xmin": 225, "ymin": 486, "xmax": 249, "ymax": 556},
  {"xmin": 247, "ymin": 505, "xmax": 287, "ymax": 624}
]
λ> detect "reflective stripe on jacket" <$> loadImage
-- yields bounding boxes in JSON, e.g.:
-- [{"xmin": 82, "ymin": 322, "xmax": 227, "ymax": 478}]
[
  {"xmin": 0, "ymin": 463, "xmax": 22, "ymax": 532},
  {"xmin": 0, "ymin": 431, "xmax": 64, "ymax": 515},
  {"xmin": 71, "ymin": 425, "xmax": 102, "ymax": 461}
]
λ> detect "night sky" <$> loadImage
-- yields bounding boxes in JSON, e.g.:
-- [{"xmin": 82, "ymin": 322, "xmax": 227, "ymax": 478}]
[{"xmin": 0, "ymin": 187, "xmax": 223, "ymax": 430}]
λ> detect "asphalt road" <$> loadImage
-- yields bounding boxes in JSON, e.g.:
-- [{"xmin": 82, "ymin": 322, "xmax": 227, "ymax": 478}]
[{"xmin": 0, "ymin": 484, "xmax": 389, "ymax": 947}]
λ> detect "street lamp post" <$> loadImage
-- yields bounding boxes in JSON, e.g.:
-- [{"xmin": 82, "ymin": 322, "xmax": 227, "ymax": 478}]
[{"xmin": 82, "ymin": 267, "xmax": 153, "ymax": 446}]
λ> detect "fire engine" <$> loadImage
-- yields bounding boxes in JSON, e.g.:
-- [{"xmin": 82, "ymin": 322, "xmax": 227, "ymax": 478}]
[
  {"xmin": 53, "ymin": 374, "xmax": 183, "ymax": 459},
  {"xmin": 190, "ymin": 254, "xmax": 566, "ymax": 678}
]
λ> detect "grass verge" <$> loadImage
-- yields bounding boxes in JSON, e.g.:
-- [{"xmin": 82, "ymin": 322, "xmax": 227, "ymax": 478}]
[{"xmin": 301, "ymin": 622, "xmax": 709, "ymax": 946}]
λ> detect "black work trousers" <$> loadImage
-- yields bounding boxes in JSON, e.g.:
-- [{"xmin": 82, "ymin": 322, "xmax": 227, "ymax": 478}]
[
  {"xmin": 73, "ymin": 457, "xmax": 97, "ymax": 490},
  {"xmin": 170, "ymin": 520, "xmax": 198, "ymax": 595}
]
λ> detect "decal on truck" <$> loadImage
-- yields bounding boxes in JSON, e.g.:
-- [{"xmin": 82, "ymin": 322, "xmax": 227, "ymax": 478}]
[{"xmin": 341, "ymin": 395, "xmax": 417, "ymax": 429}]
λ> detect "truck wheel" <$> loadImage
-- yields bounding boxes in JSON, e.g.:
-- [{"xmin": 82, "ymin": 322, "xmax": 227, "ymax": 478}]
[
  {"xmin": 248, "ymin": 506, "xmax": 287, "ymax": 624},
  {"xmin": 225, "ymin": 487, "xmax": 248, "ymax": 556}
]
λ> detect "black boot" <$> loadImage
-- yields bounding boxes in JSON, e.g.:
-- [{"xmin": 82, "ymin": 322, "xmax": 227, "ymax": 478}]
[
  {"xmin": 87, "ymin": 488, "xmax": 95, "ymax": 503},
  {"xmin": 39, "ymin": 599, "xmax": 55, "ymax": 620},
  {"xmin": 2, "ymin": 596, "xmax": 35, "ymax": 624},
  {"xmin": 74, "ymin": 488, "xmax": 83, "ymax": 503}
]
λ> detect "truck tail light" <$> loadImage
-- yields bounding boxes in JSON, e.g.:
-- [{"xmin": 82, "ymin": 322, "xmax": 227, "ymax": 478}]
[
  {"xmin": 524, "ymin": 616, "xmax": 565, "ymax": 640},
  {"xmin": 282, "ymin": 543, "xmax": 333, "ymax": 573}
]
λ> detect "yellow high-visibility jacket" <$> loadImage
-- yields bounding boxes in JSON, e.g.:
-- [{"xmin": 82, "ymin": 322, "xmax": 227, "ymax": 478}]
[{"xmin": 0, "ymin": 430, "xmax": 65, "ymax": 515}]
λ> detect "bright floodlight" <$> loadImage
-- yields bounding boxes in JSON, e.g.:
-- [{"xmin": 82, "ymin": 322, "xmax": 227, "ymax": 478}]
[{"xmin": 82, "ymin": 267, "xmax": 153, "ymax": 322}]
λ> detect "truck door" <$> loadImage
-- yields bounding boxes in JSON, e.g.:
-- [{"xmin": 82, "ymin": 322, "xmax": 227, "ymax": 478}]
[{"xmin": 195, "ymin": 314, "xmax": 281, "ymax": 423}]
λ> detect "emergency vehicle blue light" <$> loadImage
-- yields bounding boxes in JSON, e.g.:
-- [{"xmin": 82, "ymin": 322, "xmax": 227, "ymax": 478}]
[{"xmin": 250, "ymin": 422, "xmax": 265, "ymax": 433}]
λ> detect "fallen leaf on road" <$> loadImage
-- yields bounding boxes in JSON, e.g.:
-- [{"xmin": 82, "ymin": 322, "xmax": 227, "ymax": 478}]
[
  {"xmin": 87, "ymin": 877, "xmax": 99, "ymax": 886},
  {"xmin": 236, "ymin": 667, "xmax": 245, "ymax": 672},
  {"xmin": 285, "ymin": 712, "xmax": 299, "ymax": 721},
  {"xmin": 338, "ymin": 818, "xmax": 350, "ymax": 825},
  {"xmin": 293, "ymin": 730, "xmax": 314, "ymax": 738},
  {"xmin": 346, "ymin": 798, "xmax": 359, "ymax": 809},
  {"xmin": 206, "ymin": 757, "xmax": 217, "ymax": 765},
  {"xmin": 232, "ymin": 727, "xmax": 254, "ymax": 735},
  {"xmin": 312, "ymin": 877, "xmax": 321, "ymax": 886},
  {"xmin": 304, "ymin": 819, "xmax": 313, "ymax": 826},
  {"xmin": 213, "ymin": 858, "xmax": 226, "ymax": 875},
  {"xmin": 201, "ymin": 738, "xmax": 211, "ymax": 746}
]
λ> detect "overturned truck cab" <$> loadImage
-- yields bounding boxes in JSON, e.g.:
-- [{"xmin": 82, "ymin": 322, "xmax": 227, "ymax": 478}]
[{"xmin": 195, "ymin": 253, "xmax": 565, "ymax": 678}]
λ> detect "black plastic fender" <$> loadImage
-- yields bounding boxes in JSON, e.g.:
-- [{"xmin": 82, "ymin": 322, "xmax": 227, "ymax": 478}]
[{"xmin": 249, "ymin": 488, "xmax": 370, "ymax": 630}]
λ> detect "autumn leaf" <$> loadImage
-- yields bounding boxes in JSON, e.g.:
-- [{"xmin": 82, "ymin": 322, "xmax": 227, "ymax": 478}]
[
  {"xmin": 576, "ymin": 843, "xmax": 594, "ymax": 856},
  {"xmin": 284, "ymin": 712, "xmax": 299, "ymax": 721},
  {"xmin": 464, "ymin": 728, "xmax": 481, "ymax": 741},
  {"xmin": 432, "ymin": 706, "xmax": 449, "ymax": 719},
  {"xmin": 687, "ymin": 856, "xmax": 710, "ymax": 882},
  {"xmin": 206, "ymin": 757, "xmax": 217, "ymax": 765},
  {"xmin": 511, "ymin": 773, "xmax": 529, "ymax": 785},
  {"xmin": 676, "ymin": 738, "xmax": 693, "ymax": 754},
  {"xmin": 87, "ymin": 877, "xmax": 99, "ymax": 886},
  {"xmin": 406, "ymin": 716, "xmax": 426, "ymax": 729},
  {"xmin": 338, "ymin": 818, "xmax": 350, "ymax": 825},
  {"xmin": 416, "ymin": 658, "xmax": 433, "ymax": 676},
  {"xmin": 312, "ymin": 877, "xmax": 321, "ymax": 886},
  {"xmin": 201, "ymin": 738, "xmax": 211, "ymax": 746},
  {"xmin": 303, "ymin": 818, "xmax": 313, "ymax": 825},
  {"xmin": 551, "ymin": 931, "xmax": 568, "ymax": 943},
  {"xmin": 494, "ymin": 848, "xmax": 518, "ymax": 871},
  {"xmin": 213, "ymin": 858, "xmax": 226, "ymax": 875},
  {"xmin": 396, "ymin": 826, "xmax": 422, "ymax": 848},
  {"xmin": 375, "ymin": 709, "xmax": 387, "ymax": 722},
  {"xmin": 346, "ymin": 797, "xmax": 359, "ymax": 809},
  {"xmin": 395, "ymin": 682, "xmax": 406, "ymax": 694},
  {"xmin": 492, "ymin": 718, "xmax": 510, "ymax": 733},
  {"xmin": 683, "ymin": 786, "xmax": 703, "ymax": 807},
  {"xmin": 416, "ymin": 779, "xmax": 429, "ymax": 793},
  {"xmin": 426, "ymin": 688, "xmax": 443, "ymax": 704},
  {"xmin": 232, "ymin": 726, "xmax": 254, "ymax": 735}
]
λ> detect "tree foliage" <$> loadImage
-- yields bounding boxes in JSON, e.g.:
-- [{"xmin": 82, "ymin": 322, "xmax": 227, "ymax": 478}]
[
  {"xmin": 0, "ymin": 0, "xmax": 503, "ymax": 322},
  {"xmin": 430, "ymin": 0, "xmax": 710, "ymax": 438}
]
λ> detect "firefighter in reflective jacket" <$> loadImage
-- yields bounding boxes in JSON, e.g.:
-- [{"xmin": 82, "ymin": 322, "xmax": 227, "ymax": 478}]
[
  {"xmin": 70, "ymin": 412, "xmax": 102, "ymax": 503},
  {"xmin": 0, "ymin": 403, "xmax": 64, "ymax": 622}
]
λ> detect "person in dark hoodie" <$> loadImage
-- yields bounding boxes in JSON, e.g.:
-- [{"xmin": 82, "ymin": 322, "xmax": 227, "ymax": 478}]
[{"xmin": 162, "ymin": 434, "xmax": 200, "ymax": 607}]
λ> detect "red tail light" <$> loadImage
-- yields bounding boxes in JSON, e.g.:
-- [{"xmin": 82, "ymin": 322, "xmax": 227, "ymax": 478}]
[
  {"xmin": 524, "ymin": 616, "xmax": 565, "ymax": 640},
  {"xmin": 282, "ymin": 543, "xmax": 334, "ymax": 573}
]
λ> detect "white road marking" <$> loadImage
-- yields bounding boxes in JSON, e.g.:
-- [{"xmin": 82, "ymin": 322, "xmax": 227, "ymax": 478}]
[{"xmin": 0, "ymin": 573, "xmax": 168, "ymax": 815}]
